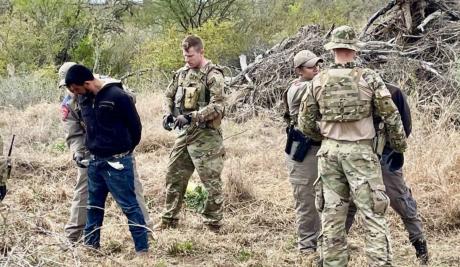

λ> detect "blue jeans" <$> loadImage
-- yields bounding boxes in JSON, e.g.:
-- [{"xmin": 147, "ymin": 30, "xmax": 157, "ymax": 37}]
[{"xmin": 84, "ymin": 154, "xmax": 148, "ymax": 252}]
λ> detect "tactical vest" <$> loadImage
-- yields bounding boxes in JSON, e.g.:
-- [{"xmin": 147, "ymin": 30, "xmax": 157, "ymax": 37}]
[
  {"xmin": 319, "ymin": 68, "xmax": 372, "ymax": 122},
  {"xmin": 173, "ymin": 64, "xmax": 223, "ymax": 116}
]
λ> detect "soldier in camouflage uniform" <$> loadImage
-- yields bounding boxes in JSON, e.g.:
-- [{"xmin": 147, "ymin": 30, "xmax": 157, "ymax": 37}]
[
  {"xmin": 0, "ymin": 135, "xmax": 8, "ymax": 201},
  {"xmin": 345, "ymin": 83, "xmax": 429, "ymax": 265},
  {"xmin": 283, "ymin": 50, "xmax": 322, "ymax": 255},
  {"xmin": 58, "ymin": 62, "xmax": 152, "ymax": 242},
  {"xmin": 298, "ymin": 26, "xmax": 407, "ymax": 267},
  {"xmin": 159, "ymin": 35, "xmax": 225, "ymax": 231}
]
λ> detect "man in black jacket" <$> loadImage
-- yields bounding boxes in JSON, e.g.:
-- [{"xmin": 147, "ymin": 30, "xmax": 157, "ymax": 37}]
[
  {"xmin": 65, "ymin": 64, "xmax": 148, "ymax": 253},
  {"xmin": 345, "ymin": 83, "xmax": 428, "ymax": 264}
]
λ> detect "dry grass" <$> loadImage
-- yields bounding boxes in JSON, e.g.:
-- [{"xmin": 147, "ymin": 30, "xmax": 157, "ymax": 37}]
[{"xmin": 1, "ymin": 92, "xmax": 459, "ymax": 266}]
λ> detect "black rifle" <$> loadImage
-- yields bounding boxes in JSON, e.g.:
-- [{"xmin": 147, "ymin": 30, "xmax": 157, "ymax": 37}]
[{"xmin": 6, "ymin": 135, "xmax": 15, "ymax": 179}]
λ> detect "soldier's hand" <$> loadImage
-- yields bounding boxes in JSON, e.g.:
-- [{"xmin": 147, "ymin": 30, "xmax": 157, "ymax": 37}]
[
  {"xmin": 73, "ymin": 153, "xmax": 88, "ymax": 168},
  {"xmin": 174, "ymin": 114, "xmax": 192, "ymax": 130},
  {"xmin": 0, "ymin": 185, "xmax": 6, "ymax": 201},
  {"xmin": 162, "ymin": 113, "xmax": 175, "ymax": 131},
  {"xmin": 386, "ymin": 152, "xmax": 404, "ymax": 172}
]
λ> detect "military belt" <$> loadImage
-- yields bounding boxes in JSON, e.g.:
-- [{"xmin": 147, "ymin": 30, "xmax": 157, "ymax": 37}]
[{"xmin": 324, "ymin": 138, "xmax": 373, "ymax": 146}]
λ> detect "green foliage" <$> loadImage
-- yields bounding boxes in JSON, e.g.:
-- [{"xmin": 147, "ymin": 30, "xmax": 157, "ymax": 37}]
[
  {"xmin": 236, "ymin": 247, "xmax": 252, "ymax": 262},
  {"xmin": 133, "ymin": 20, "xmax": 246, "ymax": 72},
  {"xmin": 51, "ymin": 140, "xmax": 67, "ymax": 153},
  {"xmin": 167, "ymin": 240, "xmax": 195, "ymax": 256},
  {"xmin": 184, "ymin": 182, "xmax": 208, "ymax": 213},
  {"xmin": 0, "ymin": 72, "xmax": 61, "ymax": 109}
]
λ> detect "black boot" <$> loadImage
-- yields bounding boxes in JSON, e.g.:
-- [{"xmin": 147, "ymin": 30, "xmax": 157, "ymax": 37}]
[{"xmin": 412, "ymin": 238, "xmax": 429, "ymax": 265}]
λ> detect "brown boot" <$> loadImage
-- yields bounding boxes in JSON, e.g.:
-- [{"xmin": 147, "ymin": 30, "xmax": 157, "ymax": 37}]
[
  {"xmin": 153, "ymin": 220, "xmax": 178, "ymax": 231},
  {"xmin": 205, "ymin": 223, "xmax": 221, "ymax": 233}
]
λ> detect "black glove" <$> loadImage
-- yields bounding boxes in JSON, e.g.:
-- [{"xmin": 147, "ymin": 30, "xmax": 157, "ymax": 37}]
[
  {"xmin": 283, "ymin": 112, "xmax": 290, "ymax": 124},
  {"xmin": 73, "ymin": 153, "xmax": 88, "ymax": 168},
  {"xmin": 0, "ymin": 185, "xmax": 6, "ymax": 201},
  {"xmin": 162, "ymin": 113, "xmax": 175, "ymax": 131},
  {"xmin": 386, "ymin": 152, "xmax": 404, "ymax": 172},
  {"xmin": 174, "ymin": 114, "xmax": 192, "ymax": 130}
]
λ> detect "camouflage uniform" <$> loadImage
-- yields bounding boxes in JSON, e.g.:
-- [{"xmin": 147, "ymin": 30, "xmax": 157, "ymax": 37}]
[
  {"xmin": 0, "ymin": 136, "xmax": 8, "ymax": 200},
  {"xmin": 282, "ymin": 50, "xmax": 322, "ymax": 253},
  {"xmin": 299, "ymin": 26, "xmax": 407, "ymax": 267},
  {"xmin": 59, "ymin": 64, "xmax": 152, "ymax": 241},
  {"xmin": 161, "ymin": 62, "xmax": 225, "ymax": 227}
]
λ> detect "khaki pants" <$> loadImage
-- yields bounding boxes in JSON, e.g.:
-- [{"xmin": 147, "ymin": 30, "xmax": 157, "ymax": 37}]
[
  {"xmin": 64, "ymin": 156, "xmax": 152, "ymax": 242},
  {"xmin": 285, "ymin": 142, "xmax": 321, "ymax": 252},
  {"xmin": 345, "ymin": 152, "xmax": 425, "ymax": 243}
]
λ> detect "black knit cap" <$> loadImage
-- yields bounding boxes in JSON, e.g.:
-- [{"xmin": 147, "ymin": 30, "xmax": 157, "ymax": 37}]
[{"xmin": 65, "ymin": 64, "xmax": 95, "ymax": 86}]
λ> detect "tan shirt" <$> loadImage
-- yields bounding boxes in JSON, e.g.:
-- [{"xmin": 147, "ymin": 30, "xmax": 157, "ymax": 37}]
[
  {"xmin": 287, "ymin": 79, "xmax": 310, "ymax": 116},
  {"xmin": 310, "ymin": 74, "xmax": 376, "ymax": 141}
]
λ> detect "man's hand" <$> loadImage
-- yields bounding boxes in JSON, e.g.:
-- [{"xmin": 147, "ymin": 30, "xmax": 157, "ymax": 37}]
[
  {"xmin": 174, "ymin": 114, "xmax": 192, "ymax": 130},
  {"xmin": 73, "ymin": 153, "xmax": 88, "ymax": 168},
  {"xmin": 386, "ymin": 152, "xmax": 404, "ymax": 172},
  {"xmin": 162, "ymin": 113, "xmax": 175, "ymax": 131},
  {"xmin": 0, "ymin": 185, "xmax": 6, "ymax": 201}
]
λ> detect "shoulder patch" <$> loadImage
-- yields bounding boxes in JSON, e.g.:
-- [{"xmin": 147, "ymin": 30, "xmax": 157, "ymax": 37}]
[{"xmin": 60, "ymin": 95, "xmax": 72, "ymax": 121}]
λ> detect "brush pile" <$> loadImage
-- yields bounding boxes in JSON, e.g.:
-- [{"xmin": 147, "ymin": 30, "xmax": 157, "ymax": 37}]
[{"xmin": 227, "ymin": 0, "xmax": 460, "ymax": 124}]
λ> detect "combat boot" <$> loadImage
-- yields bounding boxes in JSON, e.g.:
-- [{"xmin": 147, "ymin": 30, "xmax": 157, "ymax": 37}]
[
  {"xmin": 153, "ymin": 219, "xmax": 178, "ymax": 231},
  {"xmin": 205, "ymin": 223, "xmax": 221, "ymax": 233},
  {"xmin": 412, "ymin": 238, "xmax": 429, "ymax": 265}
]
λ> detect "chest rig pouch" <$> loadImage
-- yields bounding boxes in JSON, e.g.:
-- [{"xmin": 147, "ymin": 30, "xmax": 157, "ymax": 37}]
[
  {"xmin": 174, "ymin": 69, "xmax": 210, "ymax": 115},
  {"xmin": 319, "ymin": 68, "xmax": 372, "ymax": 122}
]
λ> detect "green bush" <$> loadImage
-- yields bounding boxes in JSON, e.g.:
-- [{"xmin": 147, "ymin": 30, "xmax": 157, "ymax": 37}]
[
  {"xmin": 133, "ymin": 20, "xmax": 246, "ymax": 72},
  {"xmin": 184, "ymin": 182, "xmax": 208, "ymax": 213}
]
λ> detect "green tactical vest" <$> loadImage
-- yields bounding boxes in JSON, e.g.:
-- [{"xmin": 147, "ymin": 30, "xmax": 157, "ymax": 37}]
[
  {"xmin": 319, "ymin": 68, "xmax": 372, "ymax": 122},
  {"xmin": 173, "ymin": 64, "xmax": 223, "ymax": 116}
]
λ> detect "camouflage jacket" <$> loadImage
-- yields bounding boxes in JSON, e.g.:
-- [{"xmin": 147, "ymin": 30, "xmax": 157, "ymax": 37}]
[
  {"xmin": 163, "ymin": 62, "xmax": 225, "ymax": 128},
  {"xmin": 298, "ymin": 62, "xmax": 407, "ymax": 153}
]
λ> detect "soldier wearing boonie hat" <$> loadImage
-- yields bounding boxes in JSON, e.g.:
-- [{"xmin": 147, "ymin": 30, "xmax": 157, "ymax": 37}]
[{"xmin": 298, "ymin": 25, "xmax": 407, "ymax": 267}]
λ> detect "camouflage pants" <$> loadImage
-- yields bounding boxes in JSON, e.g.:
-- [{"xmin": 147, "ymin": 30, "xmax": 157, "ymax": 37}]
[
  {"xmin": 346, "ymin": 150, "xmax": 425, "ymax": 243},
  {"xmin": 162, "ymin": 126, "xmax": 225, "ymax": 226},
  {"xmin": 64, "ymin": 155, "xmax": 152, "ymax": 242},
  {"xmin": 0, "ymin": 136, "xmax": 6, "ymax": 187},
  {"xmin": 316, "ymin": 139, "xmax": 392, "ymax": 267},
  {"xmin": 285, "ymin": 143, "xmax": 320, "ymax": 251}
]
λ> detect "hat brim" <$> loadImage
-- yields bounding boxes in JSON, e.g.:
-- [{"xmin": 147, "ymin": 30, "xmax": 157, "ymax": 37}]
[
  {"xmin": 324, "ymin": 41, "xmax": 363, "ymax": 51},
  {"xmin": 302, "ymin": 57, "xmax": 323, "ymax": 68},
  {"xmin": 59, "ymin": 79, "xmax": 66, "ymax": 87}
]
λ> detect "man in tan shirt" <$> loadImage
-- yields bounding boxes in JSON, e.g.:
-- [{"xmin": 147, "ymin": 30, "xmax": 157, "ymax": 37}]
[{"xmin": 283, "ymin": 50, "xmax": 322, "ymax": 256}]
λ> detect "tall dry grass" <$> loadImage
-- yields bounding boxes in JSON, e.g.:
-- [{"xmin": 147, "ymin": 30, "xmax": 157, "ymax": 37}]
[{"xmin": 0, "ymin": 91, "xmax": 459, "ymax": 266}]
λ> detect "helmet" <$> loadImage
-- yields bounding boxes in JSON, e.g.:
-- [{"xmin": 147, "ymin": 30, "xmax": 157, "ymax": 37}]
[
  {"xmin": 58, "ymin": 62, "xmax": 77, "ymax": 87},
  {"xmin": 324, "ymin": 25, "xmax": 362, "ymax": 51}
]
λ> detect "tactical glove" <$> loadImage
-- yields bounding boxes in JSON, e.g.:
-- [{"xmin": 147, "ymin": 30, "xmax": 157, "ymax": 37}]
[
  {"xmin": 73, "ymin": 153, "xmax": 88, "ymax": 168},
  {"xmin": 162, "ymin": 113, "xmax": 175, "ymax": 131},
  {"xmin": 386, "ymin": 152, "xmax": 404, "ymax": 172},
  {"xmin": 0, "ymin": 185, "xmax": 6, "ymax": 201},
  {"xmin": 174, "ymin": 114, "xmax": 192, "ymax": 130}
]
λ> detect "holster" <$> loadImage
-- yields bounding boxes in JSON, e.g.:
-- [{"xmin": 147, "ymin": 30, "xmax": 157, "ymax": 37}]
[{"xmin": 285, "ymin": 127, "xmax": 313, "ymax": 162}]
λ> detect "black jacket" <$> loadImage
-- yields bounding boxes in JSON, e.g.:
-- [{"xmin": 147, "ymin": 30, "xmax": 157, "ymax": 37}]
[
  {"xmin": 79, "ymin": 83, "xmax": 142, "ymax": 157},
  {"xmin": 385, "ymin": 83, "xmax": 412, "ymax": 137}
]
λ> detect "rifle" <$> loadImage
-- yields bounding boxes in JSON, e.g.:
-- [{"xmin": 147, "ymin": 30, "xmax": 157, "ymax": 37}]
[{"xmin": 6, "ymin": 135, "xmax": 15, "ymax": 179}]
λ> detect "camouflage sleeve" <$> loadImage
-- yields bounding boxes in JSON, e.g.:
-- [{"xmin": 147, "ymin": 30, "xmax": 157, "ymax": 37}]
[
  {"xmin": 61, "ymin": 99, "xmax": 87, "ymax": 157},
  {"xmin": 298, "ymin": 84, "xmax": 323, "ymax": 141},
  {"xmin": 163, "ymin": 72, "xmax": 179, "ymax": 115},
  {"xmin": 363, "ymin": 69, "xmax": 407, "ymax": 153},
  {"xmin": 0, "ymin": 136, "xmax": 6, "ymax": 186},
  {"xmin": 191, "ymin": 69, "xmax": 225, "ymax": 124}
]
